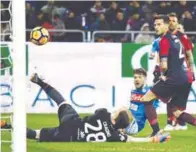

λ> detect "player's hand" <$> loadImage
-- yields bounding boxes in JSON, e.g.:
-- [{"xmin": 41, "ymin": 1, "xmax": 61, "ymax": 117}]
[
  {"xmin": 160, "ymin": 75, "xmax": 167, "ymax": 81},
  {"xmin": 192, "ymin": 73, "xmax": 195, "ymax": 81},
  {"xmin": 151, "ymin": 132, "xmax": 171, "ymax": 143},
  {"xmin": 149, "ymin": 52, "xmax": 155, "ymax": 60},
  {"xmin": 153, "ymin": 65, "xmax": 161, "ymax": 76}
]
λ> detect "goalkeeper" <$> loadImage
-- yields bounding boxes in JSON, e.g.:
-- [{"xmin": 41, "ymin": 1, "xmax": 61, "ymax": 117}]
[{"xmin": 24, "ymin": 73, "xmax": 169, "ymax": 143}]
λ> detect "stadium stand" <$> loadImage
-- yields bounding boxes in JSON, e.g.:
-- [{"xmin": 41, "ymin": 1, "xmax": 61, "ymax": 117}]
[{"xmin": 1, "ymin": 0, "xmax": 196, "ymax": 42}]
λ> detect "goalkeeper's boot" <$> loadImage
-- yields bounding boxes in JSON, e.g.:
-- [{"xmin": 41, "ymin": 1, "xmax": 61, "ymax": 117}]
[{"xmin": 30, "ymin": 73, "xmax": 42, "ymax": 84}]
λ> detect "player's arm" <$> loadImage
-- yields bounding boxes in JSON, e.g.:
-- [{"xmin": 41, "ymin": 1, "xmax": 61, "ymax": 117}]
[
  {"xmin": 127, "ymin": 136, "xmax": 151, "ymax": 142},
  {"xmin": 149, "ymin": 41, "xmax": 157, "ymax": 60},
  {"xmin": 159, "ymin": 38, "xmax": 170, "ymax": 77},
  {"xmin": 83, "ymin": 108, "xmax": 107, "ymax": 121},
  {"xmin": 126, "ymin": 132, "xmax": 170, "ymax": 143},
  {"xmin": 180, "ymin": 35, "xmax": 194, "ymax": 72},
  {"xmin": 186, "ymin": 51, "xmax": 194, "ymax": 73}
]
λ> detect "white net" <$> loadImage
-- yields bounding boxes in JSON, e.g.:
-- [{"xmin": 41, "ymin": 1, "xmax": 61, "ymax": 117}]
[
  {"xmin": 0, "ymin": 1, "xmax": 12, "ymax": 41},
  {"xmin": 0, "ymin": 44, "xmax": 13, "ymax": 112},
  {"xmin": 1, "ymin": 1, "xmax": 13, "ymax": 151}
]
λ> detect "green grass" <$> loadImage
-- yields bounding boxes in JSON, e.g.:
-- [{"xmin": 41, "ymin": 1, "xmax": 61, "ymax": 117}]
[{"xmin": 1, "ymin": 114, "xmax": 196, "ymax": 152}]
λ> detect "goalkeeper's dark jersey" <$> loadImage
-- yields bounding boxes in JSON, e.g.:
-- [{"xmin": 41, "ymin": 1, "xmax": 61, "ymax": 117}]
[
  {"xmin": 78, "ymin": 108, "xmax": 128, "ymax": 142},
  {"xmin": 39, "ymin": 108, "xmax": 128, "ymax": 142}
]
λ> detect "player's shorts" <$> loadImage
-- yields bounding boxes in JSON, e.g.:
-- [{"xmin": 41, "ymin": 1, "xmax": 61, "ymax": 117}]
[
  {"xmin": 170, "ymin": 83, "xmax": 191, "ymax": 110},
  {"xmin": 151, "ymin": 79, "xmax": 191, "ymax": 109},
  {"xmin": 58, "ymin": 104, "xmax": 80, "ymax": 125}
]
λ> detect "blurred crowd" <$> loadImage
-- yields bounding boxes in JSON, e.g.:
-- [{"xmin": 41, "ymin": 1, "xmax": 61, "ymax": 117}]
[{"xmin": 1, "ymin": 1, "xmax": 196, "ymax": 43}]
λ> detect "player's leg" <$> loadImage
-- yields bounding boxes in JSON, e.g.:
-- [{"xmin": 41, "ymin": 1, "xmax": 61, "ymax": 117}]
[
  {"xmin": 172, "ymin": 84, "xmax": 196, "ymax": 127},
  {"xmin": 30, "ymin": 73, "xmax": 80, "ymax": 125},
  {"xmin": 174, "ymin": 111, "xmax": 196, "ymax": 126},
  {"xmin": 174, "ymin": 84, "xmax": 191, "ymax": 130},
  {"xmin": 139, "ymin": 89, "xmax": 160, "ymax": 136},
  {"xmin": 27, "ymin": 128, "xmax": 40, "ymax": 140},
  {"xmin": 30, "ymin": 73, "xmax": 66, "ymax": 106},
  {"xmin": 173, "ymin": 96, "xmax": 188, "ymax": 130},
  {"xmin": 165, "ymin": 100, "xmax": 187, "ymax": 131},
  {"xmin": 58, "ymin": 103, "xmax": 80, "ymax": 126},
  {"xmin": 165, "ymin": 84, "xmax": 190, "ymax": 131},
  {"xmin": 141, "ymin": 80, "xmax": 177, "ymax": 136},
  {"xmin": 27, "ymin": 127, "xmax": 63, "ymax": 142},
  {"xmin": 164, "ymin": 102, "xmax": 176, "ymax": 131},
  {"xmin": 144, "ymin": 101, "xmax": 160, "ymax": 136}
]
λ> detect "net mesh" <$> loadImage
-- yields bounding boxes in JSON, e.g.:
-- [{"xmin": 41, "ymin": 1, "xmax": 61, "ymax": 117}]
[
  {"xmin": 0, "ymin": 1, "xmax": 12, "ymax": 42},
  {"xmin": 1, "ymin": 1, "xmax": 13, "ymax": 151}
]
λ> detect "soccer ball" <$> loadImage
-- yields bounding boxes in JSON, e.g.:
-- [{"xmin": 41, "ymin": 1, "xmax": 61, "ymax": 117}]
[{"xmin": 30, "ymin": 26, "xmax": 49, "ymax": 45}]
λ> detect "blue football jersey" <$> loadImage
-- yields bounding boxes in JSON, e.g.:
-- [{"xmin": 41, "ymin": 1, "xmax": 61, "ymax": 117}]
[
  {"xmin": 152, "ymin": 37, "xmax": 161, "ymax": 53},
  {"xmin": 125, "ymin": 86, "xmax": 159, "ymax": 135}
]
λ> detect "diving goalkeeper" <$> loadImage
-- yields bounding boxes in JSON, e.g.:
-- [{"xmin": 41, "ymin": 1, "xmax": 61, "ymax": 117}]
[{"xmin": 3, "ymin": 73, "xmax": 170, "ymax": 143}]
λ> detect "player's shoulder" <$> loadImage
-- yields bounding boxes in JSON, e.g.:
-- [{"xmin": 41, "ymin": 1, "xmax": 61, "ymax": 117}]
[
  {"xmin": 175, "ymin": 30, "xmax": 188, "ymax": 39},
  {"xmin": 95, "ymin": 108, "xmax": 108, "ymax": 114},
  {"xmin": 164, "ymin": 31, "xmax": 172, "ymax": 38},
  {"xmin": 155, "ymin": 37, "xmax": 161, "ymax": 42},
  {"xmin": 84, "ymin": 108, "xmax": 110, "ymax": 122},
  {"xmin": 131, "ymin": 85, "xmax": 150, "ymax": 94},
  {"xmin": 153, "ymin": 37, "xmax": 161, "ymax": 44},
  {"xmin": 175, "ymin": 30, "xmax": 184, "ymax": 36},
  {"xmin": 180, "ymin": 32, "xmax": 188, "ymax": 40},
  {"xmin": 160, "ymin": 34, "xmax": 171, "ymax": 44},
  {"xmin": 143, "ymin": 85, "xmax": 151, "ymax": 91}
]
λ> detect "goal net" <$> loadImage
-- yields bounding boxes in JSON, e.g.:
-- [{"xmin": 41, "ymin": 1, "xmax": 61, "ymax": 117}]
[{"xmin": 1, "ymin": 0, "xmax": 26, "ymax": 152}]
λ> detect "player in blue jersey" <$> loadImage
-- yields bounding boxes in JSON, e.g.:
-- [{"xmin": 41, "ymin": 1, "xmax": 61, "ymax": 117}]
[
  {"xmin": 150, "ymin": 37, "xmax": 160, "ymax": 60},
  {"xmin": 125, "ymin": 68, "xmax": 159, "ymax": 135},
  {"xmin": 140, "ymin": 15, "xmax": 196, "ymax": 133},
  {"xmin": 149, "ymin": 37, "xmax": 161, "ymax": 83}
]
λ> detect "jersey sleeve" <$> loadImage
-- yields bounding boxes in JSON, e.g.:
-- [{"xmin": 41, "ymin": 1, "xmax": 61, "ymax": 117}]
[
  {"xmin": 94, "ymin": 108, "xmax": 108, "ymax": 114},
  {"xmin": 159, "ymin": 37, "xmax": 170, "ymax": 58},
  {"xmin": 152, "ymin": 40, "xmax": 160, "ymax": 53},
  {"xmin": 83, "ymin": 108, "xmax": 108, "ymax": 122},
  {"xmin": 180, "ymin": 34, "xmax": 193, "ymax": 51}
]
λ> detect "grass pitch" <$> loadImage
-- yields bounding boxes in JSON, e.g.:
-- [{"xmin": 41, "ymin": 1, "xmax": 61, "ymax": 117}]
[{"xmin": 1, "ymin": 114, "xmax": 196, "ymax": 152}]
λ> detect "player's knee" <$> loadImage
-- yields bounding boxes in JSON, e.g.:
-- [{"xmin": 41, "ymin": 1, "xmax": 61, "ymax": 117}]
[
  {"xmin": 58, "ymin": 101, "xmax": 68, "ymax": 108},
  {"xmin": 173, "ymin": 110, "xmax": 183, "ymax": 118}
]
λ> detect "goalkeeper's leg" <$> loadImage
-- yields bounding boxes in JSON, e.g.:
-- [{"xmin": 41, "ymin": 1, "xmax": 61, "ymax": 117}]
[
  {"xmin": 30, "ymin": 73, "xmax": 66, "ymax": 106},
  {"xmin": 27, "ymin": 128, "xmax": 39, "ymax": 140}
]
